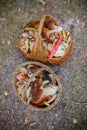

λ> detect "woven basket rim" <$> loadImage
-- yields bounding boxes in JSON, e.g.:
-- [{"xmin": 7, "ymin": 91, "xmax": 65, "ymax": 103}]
[
  {"xmin": 23, "ymin": 20, "xmax": 72, "ymax": 60},
  {"xmin": 12, "ymin": 61, "xmax": 62, "ymax": 111}
]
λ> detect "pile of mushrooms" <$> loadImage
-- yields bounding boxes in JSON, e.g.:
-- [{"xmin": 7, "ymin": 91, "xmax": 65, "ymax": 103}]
[
  {"xmin": 19, "ymin": 20, "xmax": 71, "ymax": 58},
  {"xmin": 15, "ymin": 63, "xmax": 59, "ymax": 107}
]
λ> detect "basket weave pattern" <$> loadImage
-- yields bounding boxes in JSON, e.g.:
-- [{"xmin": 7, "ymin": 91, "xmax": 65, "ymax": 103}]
[
  {"xmin": 12, "ymin": 61, "xmax": 62, "ymax": 111},
  {"xmin": 18, "ymin": 15, "xmax": 72, "ymax": 65}
]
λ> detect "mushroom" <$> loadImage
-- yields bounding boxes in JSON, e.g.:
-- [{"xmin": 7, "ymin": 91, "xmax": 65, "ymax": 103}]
[
  {"xmin": 54, "ymin": 44, "xmax": 66, "ymax": 57},
  {"xmin": 18, "ymin": 38, "xmax": 29, "ymax": 53},
  {"xmin": 44, "ymin": 94, "xmax": 57, "ymax": 106},
  {"xmin": 30, "ymin": 80, "xmax": 58, "ymax": 107},
  {"xmin": 30, "ymin": 80, "xmax": 43, "ymax": 105},
  {"xmin": 26, "ymin": 87, "xmax": 31, "ymax": 99},
  {"xmin": 20, "ymin": 67, "xmax": 28, "ymax": 74},
  {"xmin": 42, "ymin": 27, "xmax": 50, "ymax": 38},
  {"xmin": 20, "ymin": 32, "xmax": 29, "ymax": 38},
  {"xmin": 46, "ymin": 21, "xmax": 55, "ymax": 30},
  {"xmin": 43, "ymin": 85, "xmax": 58, "ymax": 96}
]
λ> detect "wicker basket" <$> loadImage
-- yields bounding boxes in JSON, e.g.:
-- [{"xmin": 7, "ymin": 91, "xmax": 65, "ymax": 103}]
[
  {"xmin": 12, "ymin": 61, "xmax": 62, "ymax": 111},
  {"xmin": 18, "ymin": 15, "xmax": 72, "ymax": 65}
]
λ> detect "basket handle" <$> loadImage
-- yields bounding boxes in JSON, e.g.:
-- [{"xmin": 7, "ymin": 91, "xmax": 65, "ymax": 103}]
[
  {"xmin": 38, "ymin": 15, "xmax": 58, "ymax": 36},
  {"xmin": 34, "ymin": 15, "xmax": 58, "ymax": 50}
]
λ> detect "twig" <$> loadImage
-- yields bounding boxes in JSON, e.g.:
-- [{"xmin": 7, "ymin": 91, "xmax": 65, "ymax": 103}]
[{"xmin": 72, "ymin": 100, "xmax": 87, "ymax": 105}]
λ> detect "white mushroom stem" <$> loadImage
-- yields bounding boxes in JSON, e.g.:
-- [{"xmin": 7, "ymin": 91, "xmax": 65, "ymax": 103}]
[
  {"xmin": 27, "ymin": 96, "xmax": 32, "ymax": 104},
  {"xmin": 44, "ymin": 94, "xmax": 57, "ymax": 106},
  {"xmin": 17, "ymin": 84, "xmax": 25, "ymax": 95},
  {"xmin": 17, "ymin": 75, "xmax": 21, "ymax": 81},
  {"xmin": 47, "ymin": 94, "xmax": 57, "ymax": 104},
  {"xmin": 44, "ymin": 101, "xmax": 50, "ymax": 107},
  {"xmin": 26, "ymin": 87, "xmax": 31, "ymax": 98},
  {"xmin": 27, "ymin": 65, "xmax": 34, "ymax": 69},
  {"xmin": 67, "ymin": 36, "xmax": 71, "ymax": 44},
  {"xmin": 42, "ymin": 80, "xmax": 49, "ymax": 87}
]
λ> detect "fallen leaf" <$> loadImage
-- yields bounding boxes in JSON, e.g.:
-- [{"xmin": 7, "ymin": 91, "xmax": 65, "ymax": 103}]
[
  {"xmin": 29, "ymin": 122, "xmax": 37, "ymax": 127},
  {"xmin": 38, "ymin": 0, "xmax": 49, "ymax": 5},
  {"xmin": 25, "ymin": 117, "xmax": 30, "ymax": 125}
]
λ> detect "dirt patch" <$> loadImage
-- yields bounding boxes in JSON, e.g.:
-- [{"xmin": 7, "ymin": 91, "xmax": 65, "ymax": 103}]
[{"xmin": 0, "ymin": 0, "xmax": 87, "ymax": 130}]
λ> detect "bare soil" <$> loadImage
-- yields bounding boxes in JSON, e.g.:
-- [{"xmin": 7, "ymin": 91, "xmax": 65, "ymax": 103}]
[{"xmin": 0, "ymin": 0, "xmax": 87, "ymax": 130}]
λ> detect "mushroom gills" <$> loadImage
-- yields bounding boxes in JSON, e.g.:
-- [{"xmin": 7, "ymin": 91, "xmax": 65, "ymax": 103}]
[{"xmin": 43, "ymin": 86, "xmax": 58, "ymax": 96}]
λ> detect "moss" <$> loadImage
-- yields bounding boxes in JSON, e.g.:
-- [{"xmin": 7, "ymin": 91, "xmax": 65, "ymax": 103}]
[
  {"xmin": 74, "ymin": 90, "xmax": 85, "ymax": 103},
  {"xmin": 30, "ymin": 17, "xmax": 37, "ymax": 22},
  {"xmin": 30, "ymin": 0, "xmax": 37, "ymax": 3},
  {"xmin": 0, "ymin": 41, "xmax": 16, "ymax": 57},
  {"xmin": 0, "ymin": 0, "xmax": 17, "ymax": 11},
  {"xmin": 74, "ymin": 109, "xmax": 87, "ymax": 121},
  {"xmin": 0, "ymin": 44, "xmax": 9, "ymax": 56},
  {"xmin": 72, "ymin": 70, "xmax": 86, "ymax": 102}
]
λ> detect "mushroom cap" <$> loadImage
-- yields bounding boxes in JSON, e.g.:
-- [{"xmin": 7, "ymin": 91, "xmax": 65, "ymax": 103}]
[
  {"xmin": 31, "ymin": 80, "xmax": 43, "ymax": 104},
  {"xmin": 30, "ymin": 80, "xmax": 51, "ymax": 106}
]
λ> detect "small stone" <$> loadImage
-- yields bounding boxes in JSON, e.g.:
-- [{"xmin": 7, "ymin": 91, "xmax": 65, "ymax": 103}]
[
  {"xmin": 4, "ymin": 91, "xmax": 8, "ymax": 96},
  {"xmin": 76, "ymin": 17, "xmax": 80, "ymax": 23},
  {"xmin": 73, "ymin": 119, "xmax": 77, "ymax": 124}
]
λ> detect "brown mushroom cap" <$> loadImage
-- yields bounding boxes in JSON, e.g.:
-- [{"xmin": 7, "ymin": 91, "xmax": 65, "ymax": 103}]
[
  {"xmin": 31, "ymin": 80, "xmax": 43, "ymax": 104},
  {"xmin": 31, "ymin": 89, "xmax": 43, "ymax": 104},
  {"xmin": 30, "ymin": 80, "xmax": 51, "ymax": 106},
  {"xmin": 35, "ymin": 96, "xmax": 51, "ymax": 106},
  {"xmin": 42, "ymin": 27, "xmax": 50, "ymax": 38}
]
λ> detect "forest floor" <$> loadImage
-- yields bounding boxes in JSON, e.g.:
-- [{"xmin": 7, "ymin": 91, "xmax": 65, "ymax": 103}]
[{"xmin": 0, "ymin": 0, "xmax": 87, "ymax": 130}]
